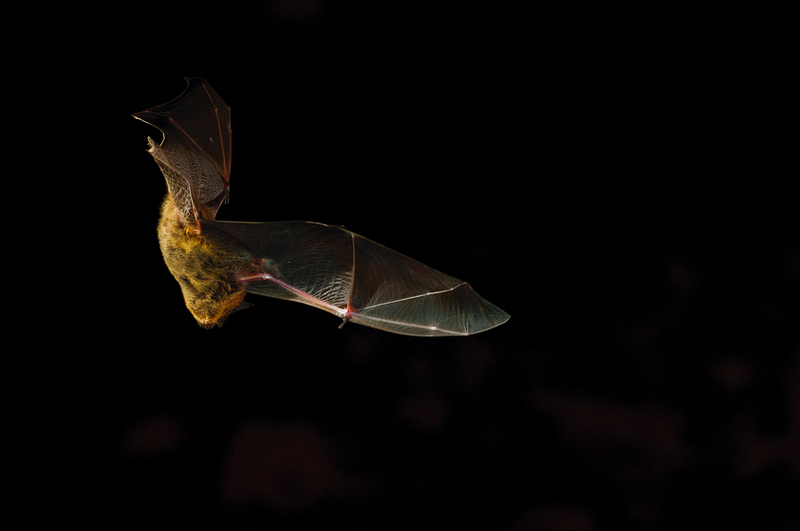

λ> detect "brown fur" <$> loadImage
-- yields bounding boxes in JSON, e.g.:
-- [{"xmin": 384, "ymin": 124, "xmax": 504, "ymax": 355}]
[{"xmin": 157, "ymin": 196, "xmax": 246, "ymax": 328}]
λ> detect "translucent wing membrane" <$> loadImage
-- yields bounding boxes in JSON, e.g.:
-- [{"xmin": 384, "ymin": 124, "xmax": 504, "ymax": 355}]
[
  {"xmin": 133, "ymin": 78, "xmax": 231, "ymax": 226},
  {"xmin": 201, "ymin": 219, "xmax": 510, "ymax": 336}
]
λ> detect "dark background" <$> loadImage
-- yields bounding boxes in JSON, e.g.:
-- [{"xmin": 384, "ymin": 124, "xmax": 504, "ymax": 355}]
[{"xmin": 53, "ymin": 2, "xmax": 797, "ymax": 529}]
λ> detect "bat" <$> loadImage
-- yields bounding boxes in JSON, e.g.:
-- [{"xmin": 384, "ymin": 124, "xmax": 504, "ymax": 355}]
[{"xmin": 133, "ymin": 78, "xmax": 509, "ymax": 336}]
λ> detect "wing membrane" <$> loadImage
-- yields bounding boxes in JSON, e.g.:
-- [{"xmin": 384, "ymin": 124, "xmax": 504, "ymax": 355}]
[
  {"xmin": 201, "ymin": 219, "xmax": 510, "ymax": 336},
  {"xmin": 133, "ymin": 77, "xmax": 231, "ymax": 225}
]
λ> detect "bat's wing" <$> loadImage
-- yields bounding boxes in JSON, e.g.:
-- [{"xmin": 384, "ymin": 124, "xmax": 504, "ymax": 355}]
[
  {"xmin": 201, "ymin": 219, "xmax": 510, "ymax": 336},
  {"xmin": 133, "ymin": 77, "xmax": 232, "ymax": 227}
]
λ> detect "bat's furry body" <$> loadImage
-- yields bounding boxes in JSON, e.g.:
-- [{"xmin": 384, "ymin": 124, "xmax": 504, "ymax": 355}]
[{"xmin": 157, "ymin": 196, "xmax": 247, "ymax": 327}]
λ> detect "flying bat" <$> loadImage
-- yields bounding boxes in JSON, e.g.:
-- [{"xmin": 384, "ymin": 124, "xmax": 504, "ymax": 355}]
[{"xmin": 133, "ymin": 78, "xmax": 509, "ymax": 336}]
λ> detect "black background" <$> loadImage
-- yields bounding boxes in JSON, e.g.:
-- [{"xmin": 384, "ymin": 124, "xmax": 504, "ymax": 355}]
[{"xmin": 50, "ymin": 2, "xmax": 797, "ymax": 529}]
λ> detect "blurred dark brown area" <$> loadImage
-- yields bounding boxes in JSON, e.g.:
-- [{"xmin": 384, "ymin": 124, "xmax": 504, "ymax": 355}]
[{"xmin": 53, "ymin": 2, "xmax": 797, "ymax": 530}]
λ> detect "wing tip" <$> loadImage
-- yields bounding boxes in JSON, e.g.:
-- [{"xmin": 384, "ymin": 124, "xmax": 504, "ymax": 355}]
[{"xmin": 464, "ymin": 310, "xmax": 510, "ymax": 336}]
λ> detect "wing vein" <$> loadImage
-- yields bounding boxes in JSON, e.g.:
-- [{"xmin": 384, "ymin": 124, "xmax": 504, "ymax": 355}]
[
  {"xmin": 345, "ymin": 232, "xmax": 355, "ymax": 316},
  {"xmin": 202, "ymin": 84, "xmax": 228, "ymax": 177},
  {"xmin": 352, "ymin": 314, "xmax": 465, "ymax": 335},
  {"xmin": 360, "ymin": 281, "xmax": 468, "ymax": 310},
  {"xmin": 245, "ymin": 272, "xmax": 348, "ymax": 318}
]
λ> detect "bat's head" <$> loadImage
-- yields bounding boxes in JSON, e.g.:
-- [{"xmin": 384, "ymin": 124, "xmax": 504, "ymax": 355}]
[{"xmin": 187, "ymin": 294, "xmax": 251, "ymax": 329}]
